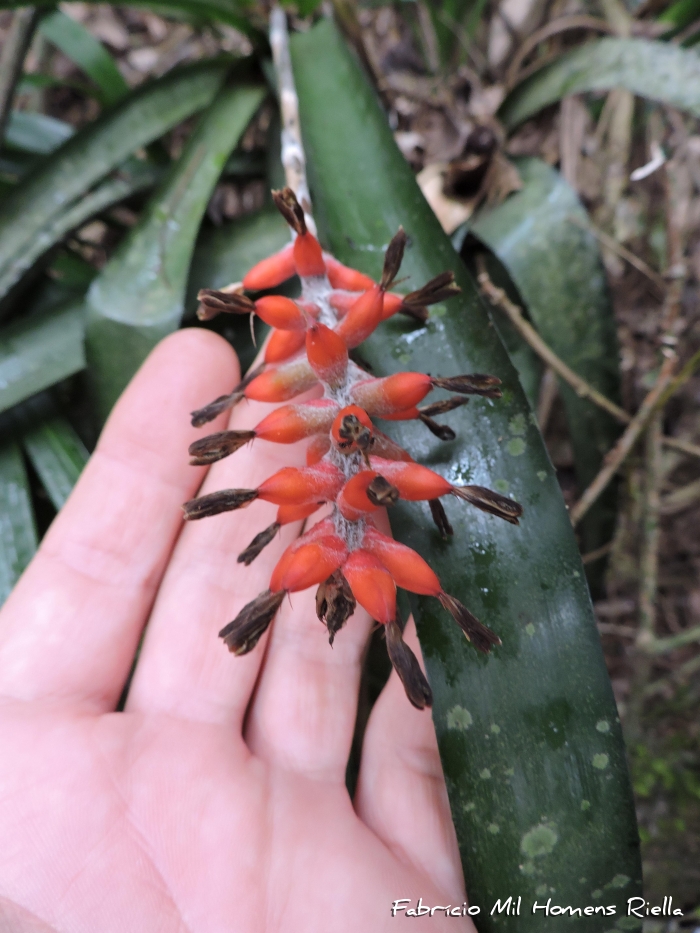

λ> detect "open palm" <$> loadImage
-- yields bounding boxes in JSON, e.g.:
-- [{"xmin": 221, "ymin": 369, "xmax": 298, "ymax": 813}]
[{"xmin": 0, "ymin": 330, "xmax": 473, "ymax": 933}]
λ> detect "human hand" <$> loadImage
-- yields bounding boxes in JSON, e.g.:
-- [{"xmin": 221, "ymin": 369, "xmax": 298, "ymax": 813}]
[{"xmin": 0, "ymin": 330, "xmax": 473, "ymax": 933}]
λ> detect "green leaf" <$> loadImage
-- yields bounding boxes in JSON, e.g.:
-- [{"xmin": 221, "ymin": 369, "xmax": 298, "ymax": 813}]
[
  {"xmin": 500, "ymin": 38, "xmax": 700, "ymax": 130},
  {"xmin": 38, "ymin": 10, "xmax": 130, "ymax": 107},
  {"xmin": 0, "ymin": 439, "xmax": 37, "ymax": 606},
  {"xmin": 0, "ymin": 302, "xmax": 85, "ymax": 416},
  {"xmin": 292, "ymin": 19, "xmax": 641, "ymax": 928},
  {"xmin": 4, "ymin": 110, "xmax": 73, "ymax": 154},
  {"xmin": 470, "ymin": 158, "xmax": 621, "ymax": 556},
  {"xmin": 0, "ymin": 59, "xmax": 229, "ymax": 307},
  {"xmin": 3, "ymin": 157, "xmax": 163, "ymax": 305},
  {"xmin": 20, "ymin": 406, "xmax": 89, "ymax": 511},
  {"xmin": 86, "ymin": 81, "xmax": 266, "ymax": 423}
]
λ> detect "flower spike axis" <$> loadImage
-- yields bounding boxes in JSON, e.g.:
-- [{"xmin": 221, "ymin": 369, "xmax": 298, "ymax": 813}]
[{"xmin": 185, "ymin": 187, "xmax": 523, "ymax": 709}]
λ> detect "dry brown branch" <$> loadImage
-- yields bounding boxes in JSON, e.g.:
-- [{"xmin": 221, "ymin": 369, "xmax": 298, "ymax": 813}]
[
  {"xmin": 568, "ymin": 216, "xmax": 666, "ymax": 296},
  {"xmin": 568, "ymin": 354, "xmax": 677, "ymax": 527}
]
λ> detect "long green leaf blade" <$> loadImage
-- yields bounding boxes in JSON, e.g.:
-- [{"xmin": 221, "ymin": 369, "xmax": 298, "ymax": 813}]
[
  {"xmin": 292, "ymin": 20, "xmax": 641, "ymax": 928},
  {"xmin": 500, "ymin": 37, "xmax": 700, "ymax": 129},
  {"xmin": 0, "ymin": 60, "xmax": 228, "ymax": 305},
  {"xmin": 0, "ymin": 303, "xmax": 85, "ymax": 416},
  {"xmin": 38, "ymin": 10, "xmax": 130, "ymax": 106},
  {"xmin": 471, "ymin": 158, "xmax": 621, "ymax": 555},
  {"xmin": 0, "ymin": 439, "xmax": 37, "ymax": 606},
  {"xmin": 5, "ymin": 110, "xmax": 74, "ymax": 154},
  {"xmin": 86, "ymin": 81, "xmax": 266, "ymax": 422},
  {"xmin": 21, "ymin": 410, "xmax": 89, "ymax": 510}
]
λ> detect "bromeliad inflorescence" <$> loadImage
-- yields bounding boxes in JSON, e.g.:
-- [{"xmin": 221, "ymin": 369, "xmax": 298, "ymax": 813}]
[{"xmin": 183, "ymin": 187, "xmax": 523, "ymax": 709}]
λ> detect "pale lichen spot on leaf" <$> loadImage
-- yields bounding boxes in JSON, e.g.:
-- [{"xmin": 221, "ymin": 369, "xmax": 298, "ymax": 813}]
[
  {"xmin": 509, "ymin": 413, "xmax": 527, "ymax": 435},
  {"xmin": 490, "ymin": 723, "xmax": 501, "ymax": 734},
  {"xmin": 581, "ymin": 799, "xmax": 591, "ymax": 811},
  {"xmin": 507, "ymin": 437, "xmax": 526, "ymax": 456},
  {"xmin": 520, "ymin": 822, "xmax": 558, "ymax": 859},
  {"xmin": 596, "ymin": 720, "xmax": 610, "ymax": 733},
  {"xmin": 537, "ymin": 470, "xmax": 547, "ymax": 481},
  {"xmin": 592, "ymin": 753, "xmax": 609, "ymax": 770},
  {"xmin": 525, "ymin": 622, "xmax": 536, "ymax": 636},
  {"xmin": 494, "ymin": 479, "xmax": 509, "ymax": 493},
  {"xmin": 446, "ymin": 705, "xmax": 473, "ymax": 730},
  {"xmin": 487, "ymin": 823, "xmax": 500, "ymax": 834},
  {"xmin": 479, "ymin": 767, "xmax": 491, "ymax": 779}
]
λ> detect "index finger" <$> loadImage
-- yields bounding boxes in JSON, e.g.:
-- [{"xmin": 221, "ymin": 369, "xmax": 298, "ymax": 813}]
[{"xmin": 0, "ymin": 329, "xmax": 239, "ymax": 711}]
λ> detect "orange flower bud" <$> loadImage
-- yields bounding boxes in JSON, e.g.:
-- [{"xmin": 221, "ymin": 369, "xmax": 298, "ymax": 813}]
[
  {"xmin": 293, "ymin": 231, "xmax": 326, "ymax": 278},
  {"xmin": 242, "ymin": 244, "xmax": 295, "ymax": 291},
  {"xmin": 379, "ymin": 407, "xmax": 420, "ymax": 421},
  {"xmin": 258, "ymin": 461, "xmax": 344, "ymax": 507},
  {"xmin": 306, "ymin": 434, "xmax": 331, "ymax": 465},
  {"xmin": 276, "ymin": 501, "xmax": 321, "ymax": 525},
  {"xmin": 380, "ymin": 292, "xmax": 403, "ymax": 321},
  {"xmin": 328, "ymin": 290, "xmax": 355, "ymax": 318},
  {"xmin": 369, "ymin": 456, "xmax": 452, "ymax": 500},
  {"xmin": 264, "ymin": 328, "xmax": 306, "ymax": 364},
  {"xmin": 270, "ymin": 518, "xmax": 347, "ymax": 592},
  {"xmin": 336, "ymin": 471, "xmax": 381, "ymax": 521},
  {"xmin": 342, "ymin": 550, "xmax": 396, "ymax": 624},
  {"xmin": 255, "ymin": 399, "xmax": 339, "ymax": 444},
  {"xmin": 254, "ymin": 295, "xmax": 307, "ymax": 331},
  {"xmin": 334, "ymin": 284, "xmax": 384, "ymax": 348},
  {"xmin": 306, "ymin": 322, "xmax": 348, "ymax": 386},
  {"xmin": 324, "ymin": 255, "xmax": 375, "ymax": 291},
  {"xmin": 350, "ymin": 372, "xmax": 432, "ymax": 417},
  {"xmin": 362, "ymin": 526, "xmax": 441, "ymax": 596},
  {"xmin": 270, "ymin": 534, "xmax": 348, "ymax": 593},
  {"xmin": 245, "ymin": 358, "xmax": 318, "ymax": 403}
]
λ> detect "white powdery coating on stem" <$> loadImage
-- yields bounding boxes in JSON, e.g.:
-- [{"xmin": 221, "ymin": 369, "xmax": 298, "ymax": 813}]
[{"xmin": 270, "ymin": 6, "xmax": 316, "ymax": 236}]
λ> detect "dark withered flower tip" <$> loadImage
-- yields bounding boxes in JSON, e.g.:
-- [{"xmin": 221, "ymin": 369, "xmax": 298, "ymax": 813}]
[
  {"xmin": 367, "ymin": 475, "xmax": 399, "ymax": 507},
  {"xmin": 438, "ymin": 592, "xmax": 501, "ymax": 654},
  {"xmin": 380, "ymin": 226, "xmax": 407, "ymax": 290},
  {"xmin": 404, "ymin": 271, "xmax": 461, "ymax": 309},
  {"xmin": 272, "ymin": 187, "xmax": 306, "ymax": 236},
  {"xmin": 196, "ymin": 289, "xmax": 254, "ymax": 320},
  {"xmin": 316, "ymin": 570, "xmax": 356, "ymax": 645},
  {"xmin": 191, "ymin": 391, "xmax": 243, "ymax": 428},
  {"xmin": 453, "ymin": 485, "xmax": 523, "ymax": 525},
  {"xmin": 429, "ymin": 498, "xmax": 453, "ymax": 538},
  {"xmin": 432, "ymin": 374, "xmax": 503, "ymax": 398},
  {"xmin": 419, "ymin": 414, "xmax": 456, "ymax": 441},
  {"xmin": 188, "ymin": 430, "xmax": 256, "ymax": 465},
  {"xmin": 237, "ymin": 522, "xmax": 280, "ymax": 566},
  {"xmin": 385, "ymin": 619, "xmax": 433, "ymax": 709},
  {"xmin": 219, "ymin": 589, "xmax": 285, "ymax": 655},
  {"xmin": 419, "ymin": 396, "xmax": 470, "ymax": 418},
  {"xmin": 182, "ymin": 488, "xmax": 258, "ymax": 520},
  {"xmin": 398, "ymin": 303, "xmax": 429, "ymax": 323}
]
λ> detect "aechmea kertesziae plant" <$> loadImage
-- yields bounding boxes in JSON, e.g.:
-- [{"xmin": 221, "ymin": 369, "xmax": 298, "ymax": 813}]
[{"xmin": 183, "ymin": 185, "xmax": 523, "ymax": 709}]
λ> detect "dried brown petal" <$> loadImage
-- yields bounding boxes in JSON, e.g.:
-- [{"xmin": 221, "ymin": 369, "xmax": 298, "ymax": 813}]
[
  {"xmin": 385, "ymin": 618, "xmax": 432, "ymax": 709},
  {"xmin": 367, "ymin": 475, "xmax": 399, "ymax": 507},
  {"xmin": 188, "ymin": 430, "xmax": 255, "ymax": 465},
  {"xmin": 380, "ymin": 227, "xmax": 407, "ymax": 290},
  {"xmin": 432, "ymin": 374, "xmax": 502, "ymax": 398},
  {"xmin": 404, "ymin": 271, "xmax": 461, "ymax": 309},
  {"xmin": 237, "ymin": 522, "xmax": 280, "ymax": 566},
  {"xmin": 196, "ymin": 288, "xmax": 254, "ymax": 321},
  {"xmin": 398, "ymin": 303, "xmax": 429, "ymax": 323},
  {"xmin": 316, "ymin": 570, "xmax": 356, "ymax": 645},
  {"xmin": 419, "ymin": 396, "xmax": 470, "ymax": 418},
  {"xmin": 190, "ymin": 364, "xmax": 265, "ymax": 428},
  {"xmin": 182, "ymin": 488, "xmax": 258, "ymax": 521},
  {"xmin": 419, "ymin": 415, "xmax": 456, "ymax": 441},
  {"xmin": 219, "ymin": 589, "xmax": 285, "ymax": 655},
  {"xmin": 452, "ymin": 485, "xmax": 523, "ymax": 525},
  {"xmin": 272, "ymin": 187, "xmax": 306, "ymax": 236},
  {"xmin": 437, "ymin": 592, "xmax": 501, "ymax": 653},
  {"xmin": 429, "ymin": 498, "xmax": 453, "ymax": 537}
]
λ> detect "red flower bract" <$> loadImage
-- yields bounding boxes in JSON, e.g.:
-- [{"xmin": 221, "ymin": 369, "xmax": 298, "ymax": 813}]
[{"xmin": 186, "ymin": 187, "xmax": 524, "ymax": 709}]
